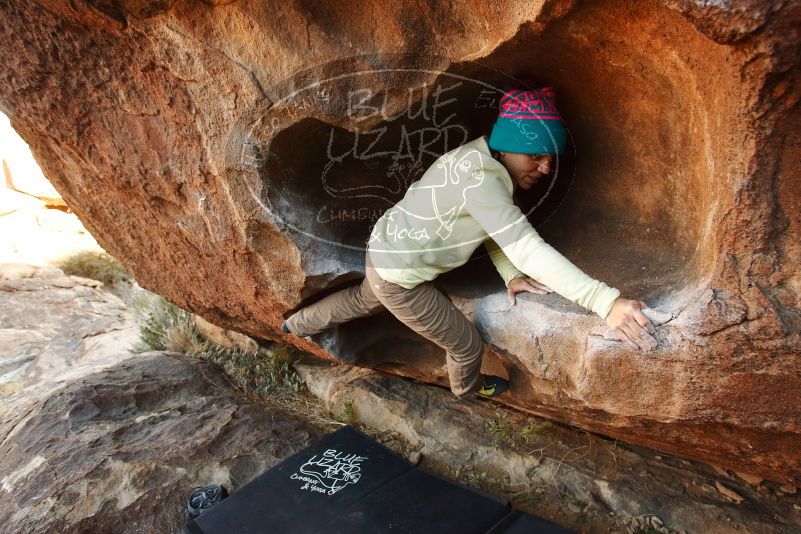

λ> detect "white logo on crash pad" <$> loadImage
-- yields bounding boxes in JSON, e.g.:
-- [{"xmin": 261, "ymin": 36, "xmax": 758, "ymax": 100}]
[{"xmin": 290, "ymin": 448, "xmax": 367, "ymax": 496}]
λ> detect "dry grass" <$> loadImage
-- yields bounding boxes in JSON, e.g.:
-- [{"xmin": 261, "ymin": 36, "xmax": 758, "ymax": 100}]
[
  {"xmin": 129, "ymin": 290, "xmax": 342, "ymax": 429},
  {"xmin": 55, "ymin": 248, "xmax": 346, "ymax": 430},
  {"xmin": 486, "ymin": 409, "xmax": 552, "ymax": 450},
  {"xmin": 55, "ymin": 250, "xmax": 131, "ymax": 287}
]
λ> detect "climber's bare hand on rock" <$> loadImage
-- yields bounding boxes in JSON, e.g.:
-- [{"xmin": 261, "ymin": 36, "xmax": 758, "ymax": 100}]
[
  {"xmin": 507, "ymin": 276, "xmax": 553, "ymax": 306},
  {"xmin": 605, "ymin": 297, "xmax": 658, "ymax": 351}
]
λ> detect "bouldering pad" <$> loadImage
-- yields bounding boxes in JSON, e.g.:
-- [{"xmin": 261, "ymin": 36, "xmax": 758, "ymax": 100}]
[{"xmin": 182, "ymin": 425, "xmax": 573, "ymax": 533}]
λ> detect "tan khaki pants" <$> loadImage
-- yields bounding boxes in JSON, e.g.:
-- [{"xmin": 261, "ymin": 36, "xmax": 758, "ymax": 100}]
[{"xmin": 285, "ymin": 251, "xmax": 485, "ymax": 398}]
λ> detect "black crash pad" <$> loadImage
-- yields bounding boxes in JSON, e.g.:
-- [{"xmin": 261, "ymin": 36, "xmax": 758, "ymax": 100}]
[
  {"xmin": 321, "ymin": 466, "xmax": 510, "ymax": 533},
  {"xmin": 183, "ymin": 425, "xmax": 574, "ymax": 534},
  {"xmin": 487, "ymin": 509, "xmax": 575, "ymax": 533}
]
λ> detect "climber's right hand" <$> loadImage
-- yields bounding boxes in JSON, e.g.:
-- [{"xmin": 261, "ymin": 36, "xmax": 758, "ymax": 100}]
[{"xmin": 605, "ymin": 297, "xmax": 658, "ymax": 351}]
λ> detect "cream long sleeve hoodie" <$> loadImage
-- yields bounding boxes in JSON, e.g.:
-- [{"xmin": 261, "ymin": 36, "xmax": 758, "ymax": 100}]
[{"xmin": 366, "ymin": 134, "xmax": 621, "ymax": 319}]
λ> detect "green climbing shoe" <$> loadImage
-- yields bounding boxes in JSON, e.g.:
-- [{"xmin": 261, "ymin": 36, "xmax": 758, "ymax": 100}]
[{"xmin": 475, "ymin": 375, "xmax": 509, "ymax": 398}]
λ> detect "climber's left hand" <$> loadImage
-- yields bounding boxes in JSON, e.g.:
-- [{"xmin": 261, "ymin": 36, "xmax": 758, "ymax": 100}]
[{"xmin": 507, "ymin": 276, "xmax": 553, "ymax": 306}]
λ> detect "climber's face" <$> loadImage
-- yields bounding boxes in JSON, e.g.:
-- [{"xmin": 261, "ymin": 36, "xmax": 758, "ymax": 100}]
[{"xmin": 498, "ymin": 152, "xmax": 553, "ymax": 190}]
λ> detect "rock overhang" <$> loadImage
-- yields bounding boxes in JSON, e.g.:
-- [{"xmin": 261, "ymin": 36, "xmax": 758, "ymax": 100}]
[{"xmin": 0, "ymin": 0, "xmax": 798, "ymax": 484}]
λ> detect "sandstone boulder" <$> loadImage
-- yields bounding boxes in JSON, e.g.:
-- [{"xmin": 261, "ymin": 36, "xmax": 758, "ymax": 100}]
[
  {"xmin": 0, "ymin": 351, "xmax": 325, "ymax": 534},
  {"xmin": 0, "ymin": 264, "xmax": 326, "ymax": 533},
  {"xmin": 0, "ymin": 266, "xmax": 138, "ymax": 397}
]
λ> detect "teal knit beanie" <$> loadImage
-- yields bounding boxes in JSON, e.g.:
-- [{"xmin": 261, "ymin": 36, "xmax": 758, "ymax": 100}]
[{"xmin": 487, "ymin": 84, "xmax": 567, "ymax": 155}]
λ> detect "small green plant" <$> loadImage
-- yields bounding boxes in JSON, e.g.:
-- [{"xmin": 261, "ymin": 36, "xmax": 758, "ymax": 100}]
[
  {"xmin": 55, "ymin": 249, "xmax": 132, "ymax": 295},
  {"xmin": 519, "ymin": 421, "xmax": 549, "ymax": 443},
  {"xmin": 486, "ymin": 410, "xmax": 553, "ymax": 450},
  {"xmin": 572, "ymin": 501, "xmax": 589, "ymax": 526},
  {"xmin": 334, "ymin": 399, "xmax": 357, "ymax": 425},
  {"xmin": 486, "ymin": 411, "xmax": 516, "ymax": 446},
  {"xmin": 130, "ymin": 292, "xmax": 194, "ymax": 353},
  {"xmin": 466, "ymin": 470, "xmax": 489, "ymax": 487}
]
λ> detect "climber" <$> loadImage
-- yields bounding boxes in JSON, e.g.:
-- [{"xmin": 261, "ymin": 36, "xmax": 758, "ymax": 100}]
[{"xmin": 281, "ymin": 83, "xmax": 658, "ymax": 400}]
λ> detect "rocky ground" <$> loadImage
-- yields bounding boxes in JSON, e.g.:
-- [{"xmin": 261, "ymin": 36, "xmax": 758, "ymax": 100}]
[
  {"xmin": 0, "ymin": 352, "xmax": 326, "ymax": 533},
  {"xmin": 295, "ymin": 360, "xmax": 801, "ymax": 534},
  {"xmin": 0, "ymin": 264, "xmax": 324, "ymax": 533},
  {"xmin": 1, "ymin": 264, "xmax": 800, "ymax": 533}
]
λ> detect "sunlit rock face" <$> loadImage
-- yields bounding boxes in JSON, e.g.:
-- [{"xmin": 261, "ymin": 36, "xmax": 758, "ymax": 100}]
[{"xmin": 0, "ymin": 0, "xmax": 799, "ymax": 484}]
